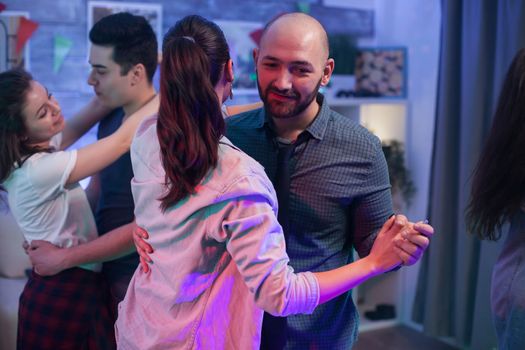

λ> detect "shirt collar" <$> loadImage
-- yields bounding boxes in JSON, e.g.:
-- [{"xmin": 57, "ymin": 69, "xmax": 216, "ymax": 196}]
[{"xmin": 260, "ymin": 93, "xmax": 330, "ymax": 141}]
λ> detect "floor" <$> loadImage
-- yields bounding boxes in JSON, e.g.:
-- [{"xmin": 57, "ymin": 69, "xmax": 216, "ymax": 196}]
[{"xmin": 354, "ymin": 325, "xmax": 459, "ymax": 350}]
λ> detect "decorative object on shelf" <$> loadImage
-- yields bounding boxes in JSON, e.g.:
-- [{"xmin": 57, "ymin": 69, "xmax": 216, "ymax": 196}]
[
  {"xmin": 323, "ymin": 74, "xmax": 356, "ymax": 100},
  {"xmin": 382, "ymin": 140, "xmax": 415, "ymax": 209},
  {"xmin": 364, "ymin": 303, "xmax": 396, "ymax": 321},
  {"xmin": 355, "ymin": 47, "xmax": 407, "ymax": 98}
]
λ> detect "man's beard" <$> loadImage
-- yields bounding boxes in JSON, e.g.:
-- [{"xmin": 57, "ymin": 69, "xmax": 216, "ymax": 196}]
[{"xmin": 257, "ymin": 77, "xmax": 322, "ymax": 119}]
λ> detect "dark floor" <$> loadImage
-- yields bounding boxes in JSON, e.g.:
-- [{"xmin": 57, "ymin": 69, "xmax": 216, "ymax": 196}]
[{"xmin": 354, "ymin": 326, "xmax": 459, "ymax": 350}]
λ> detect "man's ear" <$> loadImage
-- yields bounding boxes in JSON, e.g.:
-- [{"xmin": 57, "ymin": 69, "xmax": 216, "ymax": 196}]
[
  {"xmin": 320, "ymin": 58, "xmax": 335, "ymax": 87},
  {"xmin": 252, "ymin": 48, "xmax": 259, "ymax": 68},
  {"xmin": 130, "ymin": 63, "xmax": 146, "ymax": 86}
]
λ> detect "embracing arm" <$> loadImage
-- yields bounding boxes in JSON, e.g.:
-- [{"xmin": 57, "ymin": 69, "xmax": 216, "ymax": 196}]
[
  {"xmin": 211, "ymin": 175, "xmax": 432, "ymax": 315},
  {"xmin": 133, "ymin": 174, "xmax": 433, "ymax": 314},
  {"xmin": 60, "ymin": 97, "xmax": 112, "ymax": 150},
  {"xmin": 314, "ymin": 217, "xmax": 432, "ymax": 304},
  {"xmin": 28, "ymin": 221, "xmax": 136, "ymax": 276},
  {"xmin": 66, "ymin": 95, "xmax": 159, "ymax": 185}
]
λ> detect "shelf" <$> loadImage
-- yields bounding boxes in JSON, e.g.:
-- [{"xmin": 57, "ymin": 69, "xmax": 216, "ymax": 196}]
[{"xmin": 360, "ymin": 318, "xmax": 400, "ymax": 332}]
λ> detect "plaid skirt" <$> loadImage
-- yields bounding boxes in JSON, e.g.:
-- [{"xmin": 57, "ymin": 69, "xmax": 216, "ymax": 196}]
[{"xmin": 17, "ymin": 267, "xmax": 115, "ymax": 350}]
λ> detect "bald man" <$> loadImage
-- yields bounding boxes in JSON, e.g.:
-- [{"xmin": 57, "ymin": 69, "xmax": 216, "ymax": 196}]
[
  {"xmin": 133, "ymin": 12, "xmax": 430, "ymax": 349},
  {"xmin": 225, "ymin": 13, "xmax": 399, "ymax": 349}
]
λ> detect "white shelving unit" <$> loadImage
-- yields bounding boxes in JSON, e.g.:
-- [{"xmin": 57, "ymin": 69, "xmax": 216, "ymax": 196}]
[
  {"xmin": 327, "ymin": 96, "xmax": 410, "ymax": 332},
  {"xmin": 328, "ymin": 97, "xmax": 408, "ymax": 144}
]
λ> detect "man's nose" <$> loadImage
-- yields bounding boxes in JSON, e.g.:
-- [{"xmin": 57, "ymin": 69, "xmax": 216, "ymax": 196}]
[
  {"xmin": 87, "ymin": 71, "xmax": 96, "ymax": 86},
  {"xmin": 273, "ymin": 69, "xmax": 293, "ymax": 91}
]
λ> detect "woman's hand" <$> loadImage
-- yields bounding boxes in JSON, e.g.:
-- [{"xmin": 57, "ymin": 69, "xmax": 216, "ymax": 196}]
[
  {"xmin": 366, "ymin": 215, "xmax": 408, "ymax": 274},
  {"xmin": 27, "ymin": 240, "xmax": 68, "ymax": 276},
  {"xmin": 133, "ymin": 226, "xmax": 154, "ymax": 273}
]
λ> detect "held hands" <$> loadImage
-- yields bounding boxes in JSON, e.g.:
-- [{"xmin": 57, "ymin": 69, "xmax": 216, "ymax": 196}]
[
  {"xmin": 367, "ymin": 215, "xmax": 434, "ymax": 275},
  {"xmin": 395, "ymin": 219, "xmax": 433, "ymax": 266}
]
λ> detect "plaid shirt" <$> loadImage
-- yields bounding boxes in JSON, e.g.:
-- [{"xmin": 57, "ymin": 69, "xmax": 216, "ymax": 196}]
[{"xmin": 226, "ymin": 94, "xmax": 393, "ymax": 349}]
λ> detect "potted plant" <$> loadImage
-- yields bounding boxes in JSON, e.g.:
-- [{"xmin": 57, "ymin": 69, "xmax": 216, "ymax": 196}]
[{"xmin": 382, "ymin": 140, "xmax": 416, "ymax": 211}]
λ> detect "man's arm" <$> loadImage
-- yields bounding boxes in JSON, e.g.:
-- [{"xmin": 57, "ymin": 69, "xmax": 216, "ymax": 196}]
[
  {"xmin": 28, "ymin": 221, "xmax": 135, "ymax": 276},
  {"xmin": 60, "ymin": 97, "xmax": 112, "ymax": 150},
  {"xmin": 352, "ymin": 145, "xmax": 394, "ymax": 258}
]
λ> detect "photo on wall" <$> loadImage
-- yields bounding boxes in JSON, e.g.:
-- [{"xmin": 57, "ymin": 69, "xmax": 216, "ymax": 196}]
[
  {"xmin": 87, "ymin": 1, "xmax": 163, "ymax": 50},
  {"xmin": 354, "ymin": 47, "xmax": 407, "ymax": 98}
]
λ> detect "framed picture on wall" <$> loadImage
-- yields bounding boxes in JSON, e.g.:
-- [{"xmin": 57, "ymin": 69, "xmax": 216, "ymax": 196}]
[
  {"xmin": 214, "ymin": 20, "xmax": 262, "ymax": 95},
  {"xmin": 0, "ymin": 11, "xmax": 31, "ymax": 72},
  {"xmin": 354, "ymin": 47, "xmax": 407, "ymax": 98},
  {"xmin": 87, "ymin": 1, "xmax": 163, "ymax": 49}
]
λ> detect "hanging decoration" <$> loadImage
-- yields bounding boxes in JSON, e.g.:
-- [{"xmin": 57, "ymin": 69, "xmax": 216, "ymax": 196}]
[
  {"xmin": 249, "ymin": 28, "xmax": 263, "ymax": 47},
  {"xmin": 15, "ymin": 16, "xmax": 38, "ymax": 55},
  {"xmin": 53, "ymin": 35, "xmax": 72, "ymax": 73},
  {"xmin": 0, "ymin": 3, "xmax": 6, "ymax": 13},
  {"xmin": 296, "ymin": 1, "xmax": 311, "ymax": 14}
]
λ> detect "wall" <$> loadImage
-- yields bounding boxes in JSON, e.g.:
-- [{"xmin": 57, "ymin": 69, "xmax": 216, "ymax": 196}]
[
  {"xmin": 3, "ymin": 0, "xmax": 441, "ymax": 328},
  {"xmin": 371, "ymin": 0, "xmax": 441, "ymax": 328},
  {"xmin": 3, "ymin": 0, "xmax": 375, "ymax": 130}
]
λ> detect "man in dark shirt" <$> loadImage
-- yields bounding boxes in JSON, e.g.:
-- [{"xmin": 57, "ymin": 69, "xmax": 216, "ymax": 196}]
[
  {"xmin": 133, "ymin": 12, "xmax": 433, "ymax": 350},
  {"xmin": 26, "ymin": 13, "xmax": 159, "ymax": 325},
  {"xmin": 85, "ymin": 13, "xmax": 158, "ymax": 315},
  {"xmin": 225, "ymin": 13, "xmax": 427, "ymax": 349}
]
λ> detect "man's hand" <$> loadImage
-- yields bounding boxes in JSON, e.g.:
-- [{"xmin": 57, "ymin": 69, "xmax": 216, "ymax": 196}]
[
  {"xmin": 27, "ymin": 240, "xmax": 67, "ymax": 276},
  {"xmin": 133, "ymin": 226, "xmax": 154, "ymax": 273}
]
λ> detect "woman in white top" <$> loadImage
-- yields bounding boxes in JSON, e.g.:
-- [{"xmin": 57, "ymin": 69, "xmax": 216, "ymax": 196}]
[{"xmin": 0, "ymin": 68, "xmax": 156, "ymax": 350}]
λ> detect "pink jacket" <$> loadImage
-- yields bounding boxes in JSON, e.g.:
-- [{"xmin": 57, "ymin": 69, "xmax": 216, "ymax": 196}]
[{"xmin": 115, "ymin": 115, "xmax": 319, "ymax": 350}]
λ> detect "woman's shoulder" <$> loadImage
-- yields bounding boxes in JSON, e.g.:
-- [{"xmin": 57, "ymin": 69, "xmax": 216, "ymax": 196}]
[
  {"xmin": 135, "ymin": 113, "xmax": 158, "ymax": 139},
  {"xmin": 214, "ymin": 137, "xmax": 275, "ymax": 198}
]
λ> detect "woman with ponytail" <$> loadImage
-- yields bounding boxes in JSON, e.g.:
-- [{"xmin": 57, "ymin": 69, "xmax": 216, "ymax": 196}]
[{"xmin": 116, "ymin": 15, "xmax": 432, "ymax": 349}]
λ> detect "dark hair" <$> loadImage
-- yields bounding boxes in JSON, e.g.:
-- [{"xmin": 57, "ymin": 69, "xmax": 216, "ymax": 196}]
[
  {"xmin": 89, "ymin": 12, "xmax": 158, "ymax": 82},
  {"xmin": 0, "ymin": 69, "xmax": 44, "ymax": 186},
  {"xmin": 157, "ymin": 15, "xmax": 228, "ymax": 210},
  {"xmin": 466, "ymin": 48, "xmax": 525, "ymax": 240}
]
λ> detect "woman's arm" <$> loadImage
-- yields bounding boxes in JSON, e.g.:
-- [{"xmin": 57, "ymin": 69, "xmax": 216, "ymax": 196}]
[
  {"xmin": 66, "ymin": 95, "xmax": 159, "ymax": 185},
  {"xmin": 225, "ymin": 102, "xmax": 263, "ymax": 116},
  {"xmin": 210, "ymin": 175, "xmax": 431, "ymax": 316},
  {"xmin": 60, "ymin": 97, "xmax": 112, "ymax": 150},
  {"xmin": 314, "ymin": 218, "xmax": 432, "ymax": 304},
  {"xmin": 28, "ymin": 221, "xmax": 136, "ymax": 276}
]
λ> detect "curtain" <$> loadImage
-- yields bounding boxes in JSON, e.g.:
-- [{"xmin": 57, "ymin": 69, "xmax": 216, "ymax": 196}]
[{"xmin": 413, "ymin": 1, "xmax": 525, "ymax": 348}]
